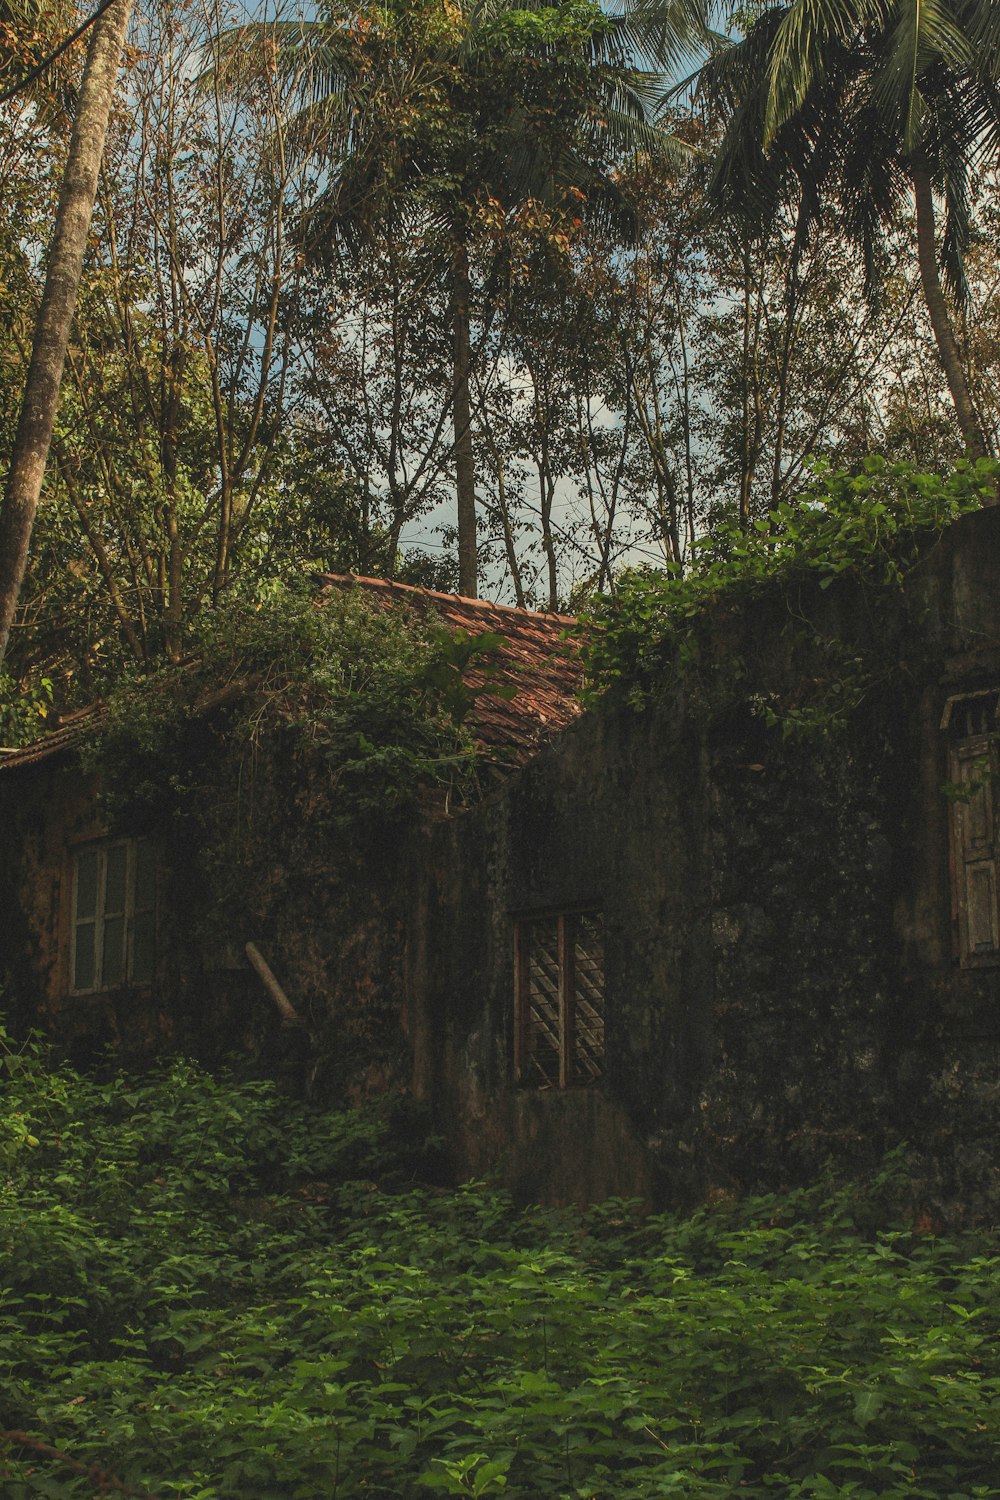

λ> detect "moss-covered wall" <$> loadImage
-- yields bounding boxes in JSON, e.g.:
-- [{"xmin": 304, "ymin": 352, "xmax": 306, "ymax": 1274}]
[
  {"xmin": 407, "ymin": 508, "xmax": 1000, "ymax": 1217},
  {"xmin": 0, "ymin": 764, "xmax": 184, "ymax": 1061},
  {"xmin": 0, "ymin": 751, "xmax": 411, "ymax": 1090}
]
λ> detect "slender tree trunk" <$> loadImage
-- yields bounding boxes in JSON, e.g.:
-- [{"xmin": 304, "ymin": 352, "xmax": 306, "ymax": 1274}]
[
  {"xmin": 480, "ymin": 407, "xmax": 525, "ymax": 607},
  {"xmin": 770, "ymin": 213, "xmax": 805, "ymax": 507},
  {"xmin": 738, "ymin": 242, "xmax": 765, "ymax": 530},
  {"xmin": 451, "ymin": 243, "xmax": 478, "ymax": 598},
  {"xmin": 0, "ymin": 0, "xmax": 134, "ymax": 672},
  {"xmin": 911, "ymin": 158, "xmax": 989, "ymax": 467},
  {"xmin": 53, "ymin": 445, "xmax": 144, "ymax": 662}
]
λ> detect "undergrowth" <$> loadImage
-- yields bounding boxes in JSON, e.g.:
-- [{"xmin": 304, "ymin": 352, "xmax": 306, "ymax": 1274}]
[{"xmin": 1, "ymin": 1027, "xmax": 998, "ymax": 1499}]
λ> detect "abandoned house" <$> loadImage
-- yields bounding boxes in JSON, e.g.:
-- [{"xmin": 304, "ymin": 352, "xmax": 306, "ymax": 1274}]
[{"xmin": 2, "ymin": 510, "xmax": 1000, "ymax": 1217}]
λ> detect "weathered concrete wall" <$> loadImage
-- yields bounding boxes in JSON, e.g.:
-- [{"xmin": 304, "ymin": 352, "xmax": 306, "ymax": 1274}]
[
  {"xmin": 407, "ymin": 508, "xmax": 1000, "ymax": 1214},
  {"xmin": 0, "ymin": 751, "xmax": 411, "ymax": 1086}
]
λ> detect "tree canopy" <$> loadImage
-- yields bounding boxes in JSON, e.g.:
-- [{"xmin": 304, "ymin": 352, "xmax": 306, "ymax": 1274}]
[
  {"xmin": 693, "ymin": 0, "xmax": 1000, "ymax": 459},
  {"xmin": 2, "ymin": 0, "xmax": 1000, "ymax": 715},
  {"xmin": 218, "ymin": 0, "xmax": 673, "ymax": 595}
]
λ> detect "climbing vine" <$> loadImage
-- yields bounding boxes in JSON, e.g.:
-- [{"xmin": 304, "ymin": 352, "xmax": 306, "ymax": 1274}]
[
  {"xmin": 74, "ymin": 583, "xmax": 515, "ymax": 1035},
  {"xmin": 580, "ymin": 458, "xmax": 997, "ymax": 727},
  {"xmin": 0, "ymin": 670, "xmax": 53, "ymax": 748}
]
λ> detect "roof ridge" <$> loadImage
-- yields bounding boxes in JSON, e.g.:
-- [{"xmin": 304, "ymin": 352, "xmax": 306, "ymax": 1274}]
[
  {"xmin": 1, "ymin": 577, "xmax": 584, "ymax": 775},
  {"xmin": 317, "ymin": 572, "xmax": 578, "ymax": 626}
]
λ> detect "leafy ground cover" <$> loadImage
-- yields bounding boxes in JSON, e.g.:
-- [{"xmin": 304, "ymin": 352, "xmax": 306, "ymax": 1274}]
[{"xmin": 1, "ymin": 1030, "xmax": 998, "ymax": 1499}]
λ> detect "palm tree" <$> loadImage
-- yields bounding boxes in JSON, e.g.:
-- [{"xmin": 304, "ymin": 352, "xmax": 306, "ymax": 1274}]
[
  {"xmin": 219, "ymin": 0, "xmax": 703, "ymax": 597},
  {"xmin": 692, "ymin": 0, "xmax": 1000, "ymax": 464}
]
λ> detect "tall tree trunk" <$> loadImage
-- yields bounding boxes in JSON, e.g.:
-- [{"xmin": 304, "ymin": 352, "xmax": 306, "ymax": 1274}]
[
  {"xmin": 770, "ymin": 211, "xmax": 805, "ymax": 507},
  {"xmin": 911, "ymin": 158, "xmax": 988, "ymax": 466},
  {"xmin": 451, "ymin": 243, "xmax": 478, "ymax": 598},
  {"xmin": 737, "ymin": 241, "xmax": 765, "ymax": 530},
  {"xmin": 0, "ymin": 0, "xmax": 134, "ymax": 672}
]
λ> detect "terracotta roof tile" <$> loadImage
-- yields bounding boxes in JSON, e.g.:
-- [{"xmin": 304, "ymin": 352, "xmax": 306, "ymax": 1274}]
[
  {"xmin": 317, "ymin": 574, "xmax": 584, "ymax": 764},
  {"xmin": 0, "ymin": 577, "xmax": 585, "ymax": 774},
  {"xmin": 0, "ymin": 705, "xmax": 103, "ymax": 772}
]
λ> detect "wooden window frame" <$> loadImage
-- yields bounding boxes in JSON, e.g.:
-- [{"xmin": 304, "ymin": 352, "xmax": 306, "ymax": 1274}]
[
  {"xmin": 944, "ymin": 691, "xmax": 1000, "ymax": 968},
  {"xmin": 70, "ymin": 838, "xmax": 156, "ymax": 994},
  {"xmin": 513, "ymin": 910, "xmax": 605, "ymax": 1089}
]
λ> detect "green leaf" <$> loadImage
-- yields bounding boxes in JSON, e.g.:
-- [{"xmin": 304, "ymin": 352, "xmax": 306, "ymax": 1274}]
[{"xmin": 852, "ymin": 1386, "xmax": 885, "ymax": 1427}]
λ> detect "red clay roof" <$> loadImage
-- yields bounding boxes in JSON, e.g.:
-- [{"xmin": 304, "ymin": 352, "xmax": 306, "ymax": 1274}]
[
  {"xmin": 317, "ymin": 574, "xmax": 584, "ymax": 765},
  {"xmin": 0, "ymin": 704, "xmax": 103, "ymax": 773},
  {"xmin": 0, "ymin": 577, "xmax": 584, "ymax": 774}
]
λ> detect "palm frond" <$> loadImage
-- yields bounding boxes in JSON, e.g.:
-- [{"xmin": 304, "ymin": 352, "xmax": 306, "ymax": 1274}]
[
  {"xmin": 693, "ymin": 11, "xmax": 785, "ymax": 115},
  {"xmin": 924, "ymin": 75, "xmax": 980, "ymax": 298},
  {"xmin": 604, "ymin": 0, "xmax": 714, "ymax": 74},
  {"xmin": 708, "ymin": 93, "xmax": 787, "ymax": 233},
  {"xmin": 875, "ymin": 0, "xmax": 975, "ymax": 152},
  {"xmin": 599, "ymin": 64, "xmax": 664, "ymax": 123},
  {"xmin": 968, "ymin": 0, "xmax": 1000, "ymax": 77},
  {"xmin": 954, "ymin": 68, "xmax": 1000, "ymax": 163},
  {"xmin": 589, "ymin": 102, "xmax": 690, "ymax": 164},
  {"xmin": 205, "ymin": 17, "xmax": 358, "ymax": 110},
  {"xmin": 763, "ymin": 0, "xmax": 888, "ymax": 145}
]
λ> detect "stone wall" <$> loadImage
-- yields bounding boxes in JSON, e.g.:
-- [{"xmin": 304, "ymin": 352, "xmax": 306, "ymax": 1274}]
[{"xmin": 406, "ymin": 508, "xmax": 1000, "ymax": 1216}]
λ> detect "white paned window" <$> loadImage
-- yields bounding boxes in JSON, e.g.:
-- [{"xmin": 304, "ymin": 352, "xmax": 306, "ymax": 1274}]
[{"xmin": 71, "ymin": 840, "xmax": 156, "ymax": 992}]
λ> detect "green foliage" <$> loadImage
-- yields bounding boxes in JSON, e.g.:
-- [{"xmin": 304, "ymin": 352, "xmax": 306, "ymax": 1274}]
[
  {"xmin": 82, "ymin": 583, "xmax": 504, "ymax": 829},
  {"xmin": 580, "ymin": 457, "xmax": 996, "ymax": 709},
  {"xmin": 0, "ymin": 671, "xmax": 53, "ymax": 747},
  {"xmin": 2, "ymin": 1032, "xmax": 999, "ymax": 1498},
  {"xmin": 479, "ymin": 0, "xmax": 613, "ymax": 53},
  {"xmin": 697, "ymin": 0, "xmax": 999, "ymax": 302}
]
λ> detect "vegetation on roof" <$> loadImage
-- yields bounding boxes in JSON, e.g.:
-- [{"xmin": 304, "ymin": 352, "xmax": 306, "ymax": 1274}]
[
  {"xmin": 579, "ymin": 457, "xmax": 998, "ymax": 717},
  {"xmin": 81, "ymin": 582, "xmax": 514, "ymax": 830}
]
